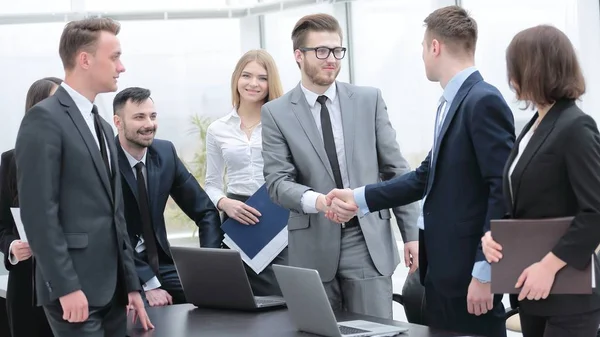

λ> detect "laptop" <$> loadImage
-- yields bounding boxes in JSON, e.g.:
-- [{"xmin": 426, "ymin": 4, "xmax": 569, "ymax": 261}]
[
  {"xmin": 170, "ymin": 246, "xmax": 286, "ymax": 311},
  {"xmin": 273, "ymin": 264, "xmax": 409, "ymax": 337}
]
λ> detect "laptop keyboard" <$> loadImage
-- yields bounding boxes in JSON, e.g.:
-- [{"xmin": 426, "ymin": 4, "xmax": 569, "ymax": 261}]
[{"xmin": 339, "ymin": 325, "xmax": 370, "ymax": 335}]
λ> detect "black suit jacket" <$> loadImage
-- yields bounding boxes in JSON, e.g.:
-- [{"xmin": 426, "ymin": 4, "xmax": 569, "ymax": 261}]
[
  {"xmin": 0, "ymin": 150, "xmax": 19, "ymax": 270},
  {"xmin": 505, "ymin": 99, "xmax": 600, "ymax": 316},
  {"xmin": 116, "ymin": 138, "xmax": 222, "ymax": 285},
  {"xmin": 362, "ymin": 71, "xmax": 515, "ymax": 297},
  {"xmin": 14, "ymin": 86, "xmax": 140, "ymax": 307}
]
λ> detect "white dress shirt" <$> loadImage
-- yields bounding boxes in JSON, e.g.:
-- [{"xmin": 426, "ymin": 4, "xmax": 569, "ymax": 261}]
[
  {"xmin": 122, "ymin": 148, "xmax": 161, "ymax": 291},
  {"xmin": 205, "ymin": 108, "xmax": 265, "ymax": 208},
  {"xmin": 299, "ymin": 82, "xmax": 350, "ymax": 213},
  {"xmin": 9, "ymin": 82, "xmax": 112, "ymax": 265},
  {"xmin": 508, "ymin": 120, "xmax": 537, "ymax": 199}
]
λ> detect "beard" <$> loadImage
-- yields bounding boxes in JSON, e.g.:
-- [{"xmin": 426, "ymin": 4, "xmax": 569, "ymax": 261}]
[
  {"xmin": 124, "ymin": 123, "xmax": 156, "ymax": 148},
  {"xmin": 303, "ymin": 59, "xmax": 340, "ymax": 86}
]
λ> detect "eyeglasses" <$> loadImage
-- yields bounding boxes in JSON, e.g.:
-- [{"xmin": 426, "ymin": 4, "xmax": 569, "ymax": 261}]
[{"xmin": 299, "ymin": 47, "xmax": 347, "ymax": 60}]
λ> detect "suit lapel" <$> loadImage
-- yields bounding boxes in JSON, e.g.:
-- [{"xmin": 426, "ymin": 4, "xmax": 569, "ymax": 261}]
[
  {"xmin": 337, "ymin": 82, "xmax": 355, "ymax": 183},
  {"xmin": 509, "ymin": 100, "xmax": 572, "ymax": 210},
  {"xmin": 57, "ymin": 87, "xmax": 113, "ymax": 201},
  {"xmin": 427, "ymin": 72, "xmax": 481, "ymax": 193},
  {"xmin": 116, "ymin": 138, "xmax": 139, "ymax": 202},
  {"xmin": 503, "ymin": 115, "xmax": 536, "ymax": 215},
  {"xmin": 290, "ymin": 84, "xmax": 335, "ymax": 182}
]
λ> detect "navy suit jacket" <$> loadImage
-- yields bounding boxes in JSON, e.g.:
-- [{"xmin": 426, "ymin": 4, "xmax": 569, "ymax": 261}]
[
  {"xmin": 363, "ymin": 71, "xmax": 515, "ymax": 297},
  {"xmin": 116, "ymin": 138, "xmax": 223, "ymax": 284}
]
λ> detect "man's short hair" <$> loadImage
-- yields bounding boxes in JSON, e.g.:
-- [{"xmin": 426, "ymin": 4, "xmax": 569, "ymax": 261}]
[
  {"xmin": 506, "ymin": 25, "xmax": 585, "ymax": 108},
  {"xmin": 59, "ymin": 18, "xmax": 121, "ymax": 70},
  {"xmin": 113, "ymin": 87, "xmax": 152, "ymax": 116},
  {"xmin": 423, "ymin": 6, "xmax": 477, "ymax": 55},
  {"xmin": 291, "ymin": 13, "xmax": 343, "ymax": 51}
]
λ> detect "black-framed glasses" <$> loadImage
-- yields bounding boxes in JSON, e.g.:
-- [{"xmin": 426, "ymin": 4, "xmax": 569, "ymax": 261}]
[{"xmin": 299, "ymin": 47, "xmax": 347, "ymax": 60}]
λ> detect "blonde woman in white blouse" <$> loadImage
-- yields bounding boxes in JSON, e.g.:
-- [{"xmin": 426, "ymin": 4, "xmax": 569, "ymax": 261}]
[{"xmin": 205, "ymin": 49, "xmax": 285, "ymax": 296}]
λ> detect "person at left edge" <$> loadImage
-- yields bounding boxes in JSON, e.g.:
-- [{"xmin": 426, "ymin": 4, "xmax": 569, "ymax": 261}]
[
  {"xmin": 113, "ymin": 86, "xmax": 223, "ymax": 307},
  {"xmin": 14, "ymin": 18, "xmax": 153, "ymax": 337}
]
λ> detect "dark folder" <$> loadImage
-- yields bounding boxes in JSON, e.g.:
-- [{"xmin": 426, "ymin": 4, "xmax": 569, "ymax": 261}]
[
  {"xmin": 221, "ymin": 184, "xmax": 289, "ymax": 259},
  {"xmin": 490, "ymin": 217, "xmax": 594, "ymax": 295}
]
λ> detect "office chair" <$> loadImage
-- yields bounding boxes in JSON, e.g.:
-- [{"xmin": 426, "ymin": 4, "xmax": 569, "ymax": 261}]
[{"xmin": 392, "ymin": 268, "xmax": 520, "ymax": 329}]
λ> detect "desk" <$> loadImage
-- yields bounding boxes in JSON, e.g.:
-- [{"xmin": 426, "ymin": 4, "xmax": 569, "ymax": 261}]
[{"xmin": 127, "ymin": 304, "xmax": 474, "ymax": 337}]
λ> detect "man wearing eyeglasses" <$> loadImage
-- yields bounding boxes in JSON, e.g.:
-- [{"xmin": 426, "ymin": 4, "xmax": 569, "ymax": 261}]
[{"xmin": 261, "ymin": 13, "xmax": 419, "ymax": 319}]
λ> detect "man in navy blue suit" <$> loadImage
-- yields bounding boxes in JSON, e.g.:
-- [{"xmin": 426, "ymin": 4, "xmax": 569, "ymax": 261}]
[
  {"xmin": 326, "ymin": 6, "xmax": 514, "ymax": 337},
  {"xmin": 112, "ymin": 87, "xmax": 223, "ymax": 307}
]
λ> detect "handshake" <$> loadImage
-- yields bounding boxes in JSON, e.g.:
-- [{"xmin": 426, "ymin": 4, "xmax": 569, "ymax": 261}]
[{"xmin": 319, "ymin": 188, "xmax": 359, "ymax": 223}]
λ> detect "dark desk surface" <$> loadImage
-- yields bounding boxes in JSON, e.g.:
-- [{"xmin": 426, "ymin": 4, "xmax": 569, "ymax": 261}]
[{"xmin": 127, "ymin": 304, "xmax": 475, "ymax": 337}]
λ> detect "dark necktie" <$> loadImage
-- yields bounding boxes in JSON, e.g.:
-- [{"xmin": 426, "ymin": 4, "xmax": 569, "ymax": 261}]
[
  {"xmin": 91, "ymin": 105, "xmax": 111, "ymax": 177},
  {"xmin": 317, "ymin": 95, "xmax": 343, "ymax": 189},
  {"xmin": 134, "ymin": 162, "xmax": 160, "ymax": 276}
]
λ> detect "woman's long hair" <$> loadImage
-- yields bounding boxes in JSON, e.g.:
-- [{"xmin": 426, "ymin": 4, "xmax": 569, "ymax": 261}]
[
  {"xmin": 230, "ymin": 49, "xmax": 284, "ymax": 108},
  {"xmin": 9, "ymin": 77, "xmax": 63, "ymax": 204},
  {"xmin": 25, "ymin": 77, "xmax": 62, "ymax": 112}
]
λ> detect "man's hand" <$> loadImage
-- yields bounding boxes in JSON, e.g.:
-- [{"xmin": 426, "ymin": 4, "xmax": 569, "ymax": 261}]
[
  {"xmin": 315, "ymin": 194, "xmax": 331, "ymax": 213},
  {"xmin": 59, "ymin": 290, "xmax": 89, "ymax": 323},
  {"xmin": 325, "ymin": 189, "xmax": 358, "ymax": 223},
  {"xmin": 145, "ymin": 288, "xmax": 173, "ymax": 307},
  {"xmin": 10, "ymin": 240, "xmax": 32, "ymax": 262},
  {"xmin": 403, "ymin": 241, "xmax": 419, "ymax": 273},
  {"xmin": 128, "ymin": 291, "xmax": 154, "ymax": 331},
  {"xmin": 467, "ymin": 277, "xmax": 493, "ymax": 316}
]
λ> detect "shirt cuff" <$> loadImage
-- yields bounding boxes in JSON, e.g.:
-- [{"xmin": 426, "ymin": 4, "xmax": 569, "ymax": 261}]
[
  {"xmin": 8, "ymin": 240, "xmax": 19, "ymax": 265},
  {"xmin": 472, "ymin": 261, "xmax": 491, "ymax": 283},
  {"xmin": 301, "ymin": 190, "xmax": 320, "ymax": 214},
  {"xmin": 353, "ymin": 186, "xmax": 371, "ymax": 217},
  {"xmin": 142, "ymin": 276, "xmax": 161, "ymax": 291}
]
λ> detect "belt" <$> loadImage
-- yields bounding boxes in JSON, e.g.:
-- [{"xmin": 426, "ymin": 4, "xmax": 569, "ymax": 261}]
[{"xmin": 342, "ymin": 217, "xmax": 360, "ymax": 229}]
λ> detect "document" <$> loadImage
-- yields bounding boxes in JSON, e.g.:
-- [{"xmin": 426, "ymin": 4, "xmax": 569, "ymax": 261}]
[
  {"xmin": 10, "ymin": 208, "xmax": 27, "ymax": 242},
  {"xmin": 221, "ymin": 184, "xmax": 289, "ymax": 259},
  {"xmin": 490, "ymin": 217, "xmax": 594, "ymax": 294},
  {"xmin": 221, "ymin": 184, "xmax": 289, "ymax": 273},
  {"xmin": 223, "ymin": 227, "xmax": 288, "ymax": 274}
]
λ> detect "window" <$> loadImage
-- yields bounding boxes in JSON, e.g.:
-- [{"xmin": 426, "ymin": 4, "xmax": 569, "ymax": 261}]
[
  {"xmin": 462, "ymin": 0, "xmax": 578, "ymax": 132},
  {"xmin": 351, "ymin": 0, "xmax": 439, "ymax": 168}
]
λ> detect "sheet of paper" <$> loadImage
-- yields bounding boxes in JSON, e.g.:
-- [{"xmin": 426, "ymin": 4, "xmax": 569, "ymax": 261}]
[{"xmin": 10, "ymin": 208, "xmax": 27, "ymax": 242}]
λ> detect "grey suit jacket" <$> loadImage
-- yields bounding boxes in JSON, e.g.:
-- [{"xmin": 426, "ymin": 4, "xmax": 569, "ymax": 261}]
[
  {"xmin": 262, "ymin": 82, "xmax": 419, "ymax": 281},
  {"xmin": 14, "ymin": 86, "xmax": 140, "ymax": 307}
]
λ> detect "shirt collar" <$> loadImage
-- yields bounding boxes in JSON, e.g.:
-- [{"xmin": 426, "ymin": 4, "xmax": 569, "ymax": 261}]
[
  {"xmin": 122, "ymin": 147, "xmax": 147, "ymax": 169},
  {"xmin": 442, "ymin": 66, "xmax": 477, "ymax": 104},
  {"xmin": 60, "ymin": 82, "xmax": 94, "ymax": 116},
  {"xmin": 227, "ymin": 107, "xmax": 241, "ymax": 122},
  {"xmin": 301, "ymin": 81, "xmax": 337, "ymax": 108}
]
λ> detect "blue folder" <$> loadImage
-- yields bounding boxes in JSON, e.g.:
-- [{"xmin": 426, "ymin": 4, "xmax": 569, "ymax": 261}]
[{"xmin": 221, "ymin": 184, "xmax": 290, "ymax": 259}]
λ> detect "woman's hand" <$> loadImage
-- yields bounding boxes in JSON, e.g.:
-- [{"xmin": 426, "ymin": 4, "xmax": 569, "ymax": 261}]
[
  {"xmin": 516, "ymin": 253, "xmax": 565, "ymax": 301},
  {"xmin": 481, "ymin": 231, "xmax": 503, "ymax": 263},
  {"xmin": 218, "ymin": 198, "xmax": 261, "ymax": 225},
  {"xmin": 11, "ymin": 240, "xmax": 32, "ymax": 262}
]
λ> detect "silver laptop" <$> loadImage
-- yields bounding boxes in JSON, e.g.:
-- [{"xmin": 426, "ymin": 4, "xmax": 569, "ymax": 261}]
[
  {"xmin": 273, "ymin": 264, "xmax": 408, "ymax": 337},
  {"xmin": 170, "ymin": 246, "xmax": 286, "ymax": 311}
]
